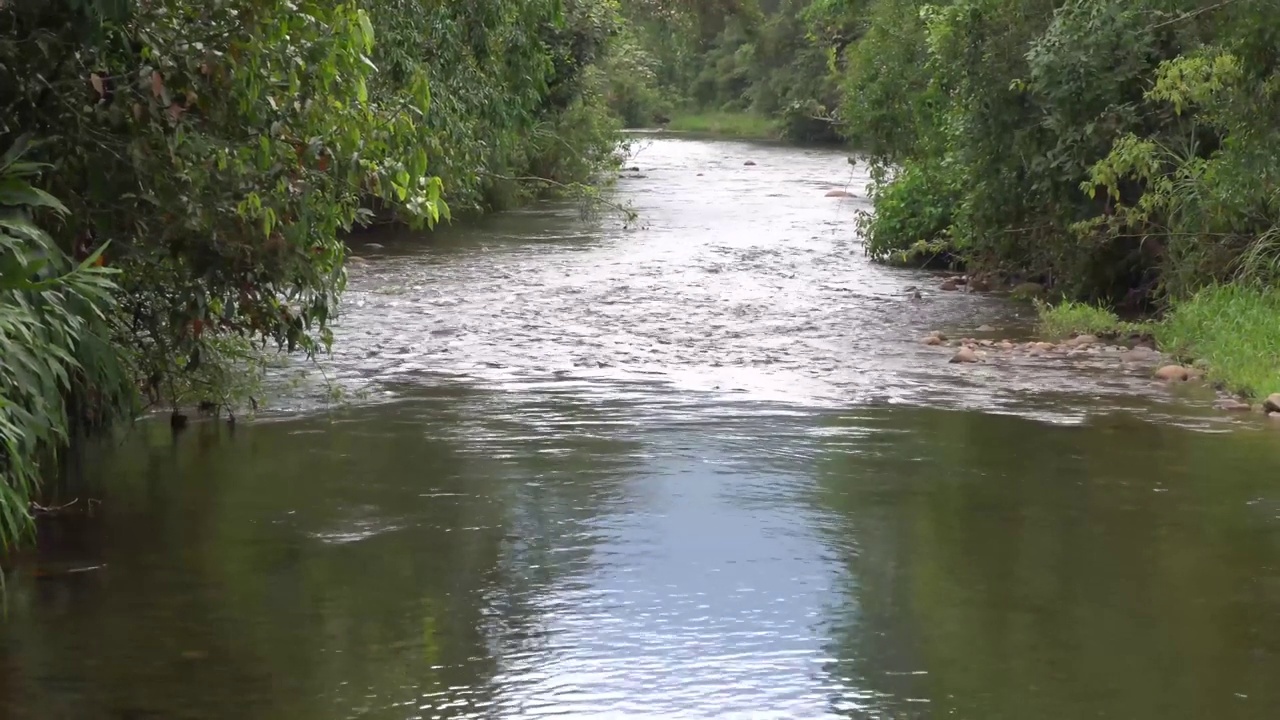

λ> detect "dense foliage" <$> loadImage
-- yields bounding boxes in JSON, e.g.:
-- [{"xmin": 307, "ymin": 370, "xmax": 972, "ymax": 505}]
[
  {"xmin": 0, "ymin": 0, "xmax": 627, "ymax": 546},
  {"xmin": 840, "ymin": 0, "xmax": 1280, "ymax": 307}
]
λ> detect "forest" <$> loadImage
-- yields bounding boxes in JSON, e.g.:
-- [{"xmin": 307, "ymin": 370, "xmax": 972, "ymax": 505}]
[{"xmin": 3, "ymin": 0, "xmax": 1279, "ymax": 547}]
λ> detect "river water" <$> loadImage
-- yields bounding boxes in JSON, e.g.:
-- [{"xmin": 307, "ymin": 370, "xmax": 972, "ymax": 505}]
[{"xmin": 3, "ymin": 137, "xmax": 1280, "ymax": 719}]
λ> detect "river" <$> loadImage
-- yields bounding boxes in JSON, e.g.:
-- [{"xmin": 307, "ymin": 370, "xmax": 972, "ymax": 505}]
[{"xmin": 2, "ymin": 137, "xmax": 1279, "ymax": 719}]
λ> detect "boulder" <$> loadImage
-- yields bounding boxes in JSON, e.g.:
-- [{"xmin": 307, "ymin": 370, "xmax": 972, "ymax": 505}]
[
  {"xmin": 825, "ymin": 190, "xmax": 854, "ymax": 198},
  {"xmin": 1155, "ymin": 365, "xmax": 1192, "ymax": 382},
  {"xmin": 976, "ymin": 324, "xmax": 995, "ymax": 332},
  {"xmin": 1010, "ymin": 281, "xmax": 1045, "ymax": 299},
  {"xmin": 999, "ymin": 341, "xmax": 1015, "ymax": 350},
  {"xmin": 1264, "ymin": 393, "xmax": 1280, "ymax": 414},
  {"xmin": 950, "ymin": 347, "xmax": 980, "ymax": 364},
  {"xmin": 1214, "ymin": 398, "xmax": 1254, "ymax": 412},
  {"xmin": 1068, "ymin": 334, "xmax": 1099, "ymax": 347},
  {"xmin": 922, "ymin": 335, "xmax": 945, "ymax": 346},
  {"xmin": 940, "ymin": 280, "xmax": 959, "ymax": 291}
]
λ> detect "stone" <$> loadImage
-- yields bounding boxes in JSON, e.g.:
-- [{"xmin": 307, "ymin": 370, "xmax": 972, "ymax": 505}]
[
  {"xmin": 976, "ymin": 324, "xmax": 996, "ymax": 332},
  {"xmin": 365, "ymin": 242, "xmax": 385, "ymax": 250},
  {"xmin": 346, "ymin": 256, "xmax": 369, "ymax": 266},
  {"xmin": 999, "ymin": 341, "xmax": 1015, "ymax": 350},
  {"xmin": 1068, "ymin": 334, "xmax": 1099, "ymax": 347},
  {"xmin": 825, "ymin": 190, "xmax": 854, "ymax": 197},
  {"xmin": 1264, "ymin": 393, "xmax": 1280, "ymax": 414},
  {"xmin": 743, "ymin": 160, "xmax": 757, "ymax": 166},
  {"xmin": 950, "ymin": 347, "xmax": 980, "ymax": 364},
  {"xmin": 968, "ymin": 276, "xmax": 992, "ymax": 292},
  {"xmin": 1010, "ymin": 281, "xmax": 1045, "ymax": 299},
  {"xmin": 1033, "ymin": 341, "xmax": 1056, "ymax": 351},
  {"xmin": 1155, "ymin": 365, "xmax": 1192, "ymax": 382},
  {"xmin": 954, "ymin": 276, "xmax": 968, "ymax": 286},
  {"xmin": 922, "ymin": 334, "xmax": 945, "ymax": 346},
  {"xmin": 1214, "ymin": 398, "xmax": 1253, "ymax": 412},
  {"xmin": 940, "ymin": 280, "xmax": 959, "ymax": 291}
]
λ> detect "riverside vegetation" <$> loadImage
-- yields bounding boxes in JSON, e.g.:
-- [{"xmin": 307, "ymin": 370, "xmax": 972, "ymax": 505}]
[
  {"xmin": 4, "ymin": 0, "xmax": 1280, "ymax": 549},
  {"xmin": 0, "ymin": 0, "xmax": 631, "ymax": 548}
]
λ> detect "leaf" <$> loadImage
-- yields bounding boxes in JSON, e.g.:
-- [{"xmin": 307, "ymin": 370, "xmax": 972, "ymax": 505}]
[
  {"xmin": 357, "ymin": 10, "xmax": 375, "ymax": 52},
  {"xmin": 150, "ymin": 70, "xmax": 165, "ymax": 99},
  {"xmin": 90, "ymin": 73, "xmax": 105, "ymax": 98}
]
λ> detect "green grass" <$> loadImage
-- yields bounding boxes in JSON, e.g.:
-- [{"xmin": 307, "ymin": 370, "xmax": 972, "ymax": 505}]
[
  {"xmin": 664, "ymin": 111, "xmax": 779, "ymax": 140},
  {"xmin": 1034, "ymin": 300, "xmax": 1144, "ymax": 340},
  {"xmin": 1156, "ymin": 284, "xmax": 1280, "ymax": 400}
]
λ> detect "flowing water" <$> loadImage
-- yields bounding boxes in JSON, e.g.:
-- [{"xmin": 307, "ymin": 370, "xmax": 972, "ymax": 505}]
[{"xmin": 3, "ymin": 137, "xmax": 1280, "ymax": 720}]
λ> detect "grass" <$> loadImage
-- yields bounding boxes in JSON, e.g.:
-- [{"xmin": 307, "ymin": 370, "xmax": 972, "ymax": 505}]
[
  {"xmin": 664, "ymin": 111, "xmax": 779, "ymax": 140},
  {"xmin": 1034, "ymin": 300, "xmax": 1144, "ymax": 341},
  {"xmin": 1156, "ymin": 284, "xmax": 1280, "ymax": 400}
]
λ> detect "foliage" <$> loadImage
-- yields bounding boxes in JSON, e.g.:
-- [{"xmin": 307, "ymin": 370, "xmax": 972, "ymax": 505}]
[
  {"xmin": 665, "ymin": 111, "xmax": 779, "ymax": 138},
  {"xmin": 1156, "ymin": 284, "xmax": 1280, "ymax": 400},
  {"xmin": 0, "ymin": 139, "xmax": 132, "ymax": 548},
  {"xmin": 841, "ymin": 0, "xmax": 1280, "ymax": 311},
  {"xmin": 1034, "ymin": 299, "xmax": 1141, "ymax": 341},
  {"xmin": 0, "ymin": 0, "xmax": 629, "ymax": 546}
]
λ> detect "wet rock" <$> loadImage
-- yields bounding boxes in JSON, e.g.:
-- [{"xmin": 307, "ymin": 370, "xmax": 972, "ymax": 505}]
[
  {"xmin": 743, "ymin": 160, "xmax": 757, "ymax": 166},
  {"xmin": 1010, "ymin": 281, "xmax": 1045, "ymax": 299},
  {"xmin": 346, "ymin": 256, "xmax": 369, "ymax": 266},
  {"xmin": 953, "ymin": 276, "xmax": 968, "ymax": 286},
  {"xmin": 1068, "ymin": 334, "xmax": 1099, "ymax": 347},
  {"xmin": 1264, "ymin": 393, "xmax": 1280, "ymax": 414},
  {"xmin": 940, "ymin": 279, "xmax": 959, "ymax": 291},
  {"xmin": 976, "ymin": 324, "xmax": 995, "ymax": 333},
  {"xmin": 1155, "ymin": 365, "xmax": 1193, "ymax": 382},
  {"xmin": 999, "ymin": 341, "xmax": 1015, "ymax": 350},
  {"xmin": 825, "ymin": 190, "xmax": 854, "ymax": 198},
  {"xmin": 950, "ymin": 347, "xmax": 980, "ymax": 364},
  {"xmin": 923, "ymin": 335, "xmax": 945, "ymax": 346},
  {"xmin": 1033, "ymin": 341, "xmax": 1056, "ymax": 351},
  {"xmin": 626, "ymin": 166, "xmax": 640, "ymax": 172},
  {"xmin": 904, "ymin": 285, "xmax": 918, "ymax": 292},
  {"xmin": 1215, "ymin": 398, "xmax": 1253, "ymax": 412},
  {"xmin": 1120, "ymin": 346, "xmax": 1157, "ymax": 362},
  {"xmin": 968, "ymin": 276, "xmax": 992, "ymax": 292},
  {"xmin": 365, "ymin": 242, "xmax": 385, "ymax": 250}
]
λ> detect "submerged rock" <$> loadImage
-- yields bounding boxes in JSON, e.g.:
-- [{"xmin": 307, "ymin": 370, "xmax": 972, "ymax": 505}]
[
  {"xmin": 1155, "ymin": 365, "xmax": 1193, "ymax": 382},
  {"xmin": 346, "ymin": 256, "xmax": 369, "ymax": 266},
  {"xmin": 825, "ymin": 189, "xmax": 853, "ymax": 197},
  {"xmin": 1215, "ymin": 398, "xmax": 1254, "ymax": 412},
  {"xmin": 950, "ymin": 347, "xmax": 980, "ymax": 364},
  {"xmin": 976, "ymin": 324, "xmax": 995, "ymax": 332},
  {"xmin": 743, "ymin": 160, "xmax": 757, "ymax": 166}
]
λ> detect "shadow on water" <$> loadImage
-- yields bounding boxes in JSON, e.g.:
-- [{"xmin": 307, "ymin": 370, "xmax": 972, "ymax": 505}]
[{"xmin": 2, "ymin": 137, "xmax": 1280, "ymax": 719}]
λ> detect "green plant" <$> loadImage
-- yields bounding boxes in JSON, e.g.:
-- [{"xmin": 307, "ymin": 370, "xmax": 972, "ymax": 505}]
[
  {"xmin": 1156, "ymin": 284, "xmax": 1280, "ymax": 400},
  {"xmin": 0, "ymin": 138, "xmax": 132, "ymax": 549},
  {"xmin": 1034, "ymin": 300, "xmax": 1142, "ymax": 340}
]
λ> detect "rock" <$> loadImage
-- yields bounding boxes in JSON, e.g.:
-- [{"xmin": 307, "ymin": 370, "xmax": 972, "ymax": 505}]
[
  {"xmin": 1264, "ymin": 393, "xmax": 1280, "ymax": 414},
  {"xmin": 1068, "ymin": 334, "xmax": 1099, "ymax": 347},
  {"xmin": 1010, "ymin": 281, "xmax": 1045, "ymax": 299},
  {"xmin": 1155, "ymin": 365, "xmax": 1192, "ymax": 382},
  {"xmin": 940, "ymin": 280, "xmax": 959, "ymax": 291},
  {"xmin": 626, "ymin": 166, "xmax": 640, "ymax": 172},
  {"xmin": 346, "ymin": 256, "xmax": 369, "ymax": 266},
  {"xmin": 950, "ymin": 347, "xmax": 980, "ymax": 364},
  {"xmin": 999, "ymin": 341, "xmax": 1015, "ymax": 350},
  {"xmin": 743, "ymin": 160, "xmax": 757, "ymax": 166},
  {"xmin": 976, "ymin": 324, "xmax": 995, "ymax": 333},
  {"xmin": 1033, "ymin": 341, "xmax": 1056, "ymax": 351},
  {"xmin": 968, "ymin": 276, "xmax": 992, "ymax": 292},
  {"xmin": 953, "ymin": 276, "xmax": 968, "ymax": 286},
  {"xmin": 923, "ymin": 335, "xmax": 945, "ymax": 346},
  {"xmin": 904, "ymin": 285, "xmax": 918, "ymax": 292},
  {"xmin": 365, "ymin": 242, "xmax": 385, "ymax": 250},
  {"xmin": 1214, "ymin": 398, "xmax": 1253, "ymax": 412},
  {"xmin": 825, "ymin": 190, "xmax": 853, "ymax": 197}
]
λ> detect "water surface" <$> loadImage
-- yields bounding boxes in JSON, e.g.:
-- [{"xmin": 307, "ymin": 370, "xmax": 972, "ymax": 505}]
[{"xmin": 2, "ymin": 137, "xmax": 1279, "ymax": 720}]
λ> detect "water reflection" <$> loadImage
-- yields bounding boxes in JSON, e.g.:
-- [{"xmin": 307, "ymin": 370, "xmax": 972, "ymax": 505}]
[{"xmin": 2, "ymin": 397, "xmax": 1279, "ymax": 719}]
